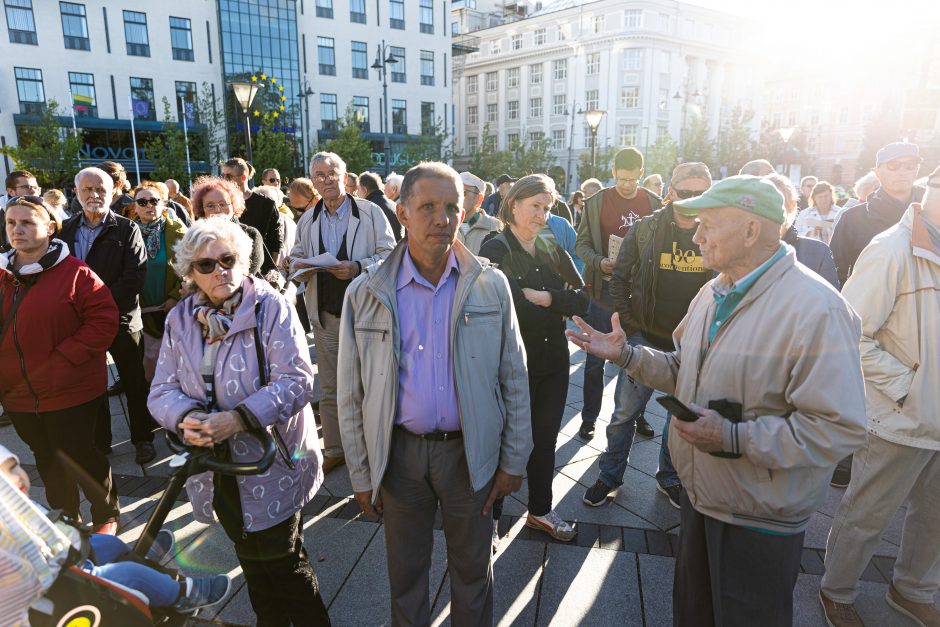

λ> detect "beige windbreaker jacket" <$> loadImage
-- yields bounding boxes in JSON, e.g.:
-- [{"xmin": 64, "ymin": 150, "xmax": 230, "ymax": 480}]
[
  {"xmin": 841, "ymin": 203, "xmax": 940, "ymax": 450},
  {"xmin": 337, "ymin": 241, "xmax": 533, "ymax": 499},
  {"xmin": 457, "ymin": 211, "xmax": 502, "ymax": 255},
  {"xmin": 617, "ymin": 246, "xmax": 867, "ymax": 533}
]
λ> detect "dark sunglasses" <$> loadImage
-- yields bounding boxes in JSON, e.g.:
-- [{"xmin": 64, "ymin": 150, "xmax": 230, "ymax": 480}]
[
  {"xmin": 673, "ymin": 189, "xmax": 702, "ymax": 200},
  {"xmin": 136, "ymin": 198, "xmax": 161, "ymax": 207},
  {"xmin": 267, "ymin": 177, "xmax": 280, "ymax": 184},
  {"xmin": 192, "ymin": 253, "xmax": 237, "ymax": 274},
  {"xmin": 884, "ymin": 160, "xmax": 920, "ymax": 172}
]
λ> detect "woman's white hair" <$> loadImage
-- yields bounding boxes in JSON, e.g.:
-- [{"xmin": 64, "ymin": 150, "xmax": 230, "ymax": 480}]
[{"xmin": 173, "ymin": 218, "xmax": 252, "ymax": 279}]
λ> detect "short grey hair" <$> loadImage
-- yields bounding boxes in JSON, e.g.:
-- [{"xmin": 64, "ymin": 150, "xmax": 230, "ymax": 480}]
[
  {"xmin": 739, "ymin": 159, "xmax": 775, "ymax": 176},
  {"xmin": 764, "ymin": 173, "xmax": 798, "ymax": 208},
  {"xmin": 580, "ymin": 178, "xmax": 603, "ymax": 195},
  {"xmin": 386, "ymin": 172, "xmax": 404, "ymax": 191},
  {"xmin": 309, "ymin": 151, "xmax": 346, "ymax": 175},
  {"xmin": 74, "ymin": 167, "xmax": 114, "ymax": 189},
  {"xmin": 400, "ymin": 162, "xmax": 463, "ymax": 207},
  {"xmin": 173, "ymin": 218, "xmax": 253, "ymax": 279}
]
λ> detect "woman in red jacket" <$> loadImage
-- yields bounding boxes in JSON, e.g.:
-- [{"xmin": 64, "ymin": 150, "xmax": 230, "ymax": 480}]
[{"xmin": 0, "ymin": 196, "xmax": 121, "ymax": 533}]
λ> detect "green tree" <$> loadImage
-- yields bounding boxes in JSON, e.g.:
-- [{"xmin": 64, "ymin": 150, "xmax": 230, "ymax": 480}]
[
  {"xmin": 252, "ymin": 117, "xmax": 297, "ymax": 178},
  {"xmin": 716, "ymin": 106, "xmax": 759, "ymax": 176},
  {"xmin": 321, "ymin": 104, "xmax": 374, "ymax": 173},
  {"xmin": 576, "ymin": 144, "xmax": 619, "ymax": 182},
  {"xmin": 0, "ymin": 99, "xmax": 83, "ymax": 190},
  {"xmin": 645, "ymin": 133, "xmax": 679, "ymax": 179},
  {"xmin": 143, "ymin": 98, "xmax": 190, "ymax": 183},
  {"xmin": 465, "ymin": 127, "xmax": 557, "ymax": 181},
  {"xmin": 399, "ymin": 117, "xmax": 452, "ymax": 167},
  {"xmin": 680, "ymin": 113, "xmax": 715, "ymax": 167},
  {"xmin": 857, "ymin": 103, "xmax": 902, "ymax": 175}
]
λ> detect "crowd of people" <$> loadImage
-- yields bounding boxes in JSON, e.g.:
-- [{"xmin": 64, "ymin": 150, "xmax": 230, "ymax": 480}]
[{"xmin": 0, "ymin": 137, "xmax": 937, "ymax": 627}]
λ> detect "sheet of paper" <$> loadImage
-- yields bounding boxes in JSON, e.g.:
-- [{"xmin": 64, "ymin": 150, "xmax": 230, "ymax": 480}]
[
  {"xmin": 607, "ymin": 234, "xmax": 623, "ymax": 262},
  {"xmin": 289, "ymin": 253, "xmax": 341, "ymax": 282}
]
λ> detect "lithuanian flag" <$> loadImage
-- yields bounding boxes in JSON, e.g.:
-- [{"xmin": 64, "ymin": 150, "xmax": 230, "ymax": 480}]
[{"xmin": 72, "ymin": 93, "xmax": 93, "ymax": 110}]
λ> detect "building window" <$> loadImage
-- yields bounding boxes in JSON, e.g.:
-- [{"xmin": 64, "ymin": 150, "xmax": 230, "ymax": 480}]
[
  {"xmin": 5, "ymin": 0, "xmax": 37, "ymax": 45},
  {"xmin": 553, "ymin": 59, "xmax": 567, "ymax": 80},
  {"xmin": 390, "ymin": 46, "xmax": 405, "ymax": 82},
  {"xmin": 123, "ymin": 10, "xmax": 150, "ymax": 57},
  {"xmin": 351, "ymin": 41, "xmax": 368, "ymax": 79},
  {"xmin": 486, "ymin": 71, "xmax": 497, "ymax": 92},
  {"xmin": 591, "ymin": 15, "xmax": 604, "ymax": 33},
  {"xmin": 467, "ymin": 136, "xmax": 478, "ymax": 154},
  {"xmin": 507, "ymin": 100, "xmax": 518, "ymax": 120},
  {"xmin": 658, "ymin": 87, "xmax": 669, "ymax": 110},
  {"xmin": 619, "ymin": 123, "xmax": 638, "ymax": 146},
  {"xmin": 529, "ymin": 131, "xmax": 544, "ymax": 145},
  {"xmin": 507, "ymin": 132, "xmax": 519, "ymax": 146},
  {"xmin": 586, "ymin": 53, "xmax": 600, "ymax": 75},
  {"xmin": 511, "ymin": 34, "xmax": 521, "ymax": 50},
  {"xmin": 318, "ymin": 37, "xmax": 336, "ymax": 75},
  {"xmin": 14, "ymin": 67, "xmax": 43, "ymax": 113},
  {"xmin": 350, "ymin": 0, "xmax": 366, "ymax": 23},
  {"xmin": 557, "ymin": 24, "xmax": 569, "ymax": 40},
  {"xmin": 534, "ymin": 27, "xmax": 545, "ymax": 45},
  {"xmin": 506, "ymin": 67, "xmax": 519, "ymax": 88},
  {"xmin": 622, "ymin": 48, "xmax": 642, "ymax": 70},
  {"xmin": 352, "ymin": 96, "xmax": 369, "ymax": 131},
  {"xmin": 490, "ymin": 39, "xmax": 500, "ymax": 54},
  {"xmin": 486, "ymin": 103, "xmax": 497, "ymax": 123},
  {"xmin": 319, "ymin": 93, "xmax": 338, "ymax": 131},
  {"xmin": 392, "ymin": 99, "xmax": 407, "ymax": 134},
  {"xmin": 169, "ymin": 17, "xmax": 194, "ymax": 61},
  {"xmin": 585, "ymin": 89, "xmax": 599, "ymax": 110},
  {"xmin": 620, "ymin": 86, "xmax": 639, "ymax": 108},
  {"xmin": 129, "ymin": 77, "xmax": 156, "ymax": 120},
  {"xmin": 657, "ymin": 124, "xmax": 669, "ymax": 140},
  {"xmin": 68, "ymin": 71, "xmax": 96, "ymax": 117},
  {"xmin": 529, "ymin": 97, "xmax": 542, "ymax": 118},
  {"xmin": 420, "ymin": 50, "xmax": 434, "ymax": 86},
  {"xmin": 390, "ymin": 0, "xmax": 404, "ymax": 29},
  {"xmin": 175, "ymin": 81, "xmax": 197, "ymax": 122},
  {"xmin": 419, "ymin": 0, "xmax": 434, "ymax": 34},
  {"xmin": 529, "ymin": 63, "xmax": 542, "ymax": 85},
  {"xmin": 553, "ymin": 95, "xmax": 566, "ymax": 116},
  {"xmin": 421, "ymin": 101, "xmax": 435, "ymax": 133},
  {"xmin": 60, "ymin": 3, "xmax": 89, "ymax": 50},
  {"xmin": 624, "ymin": 9, "xmax": 642, "ymax": 29},
  {"xmin": 552, "ymin": 129, "xmax": 566, "ymax": 149},
  {"xmin": 467, "ymin": 75, "xmax": 478, "ymax": 94},
  {"xmin": 467, "ymin": 106, "xmax": 478, "ymax": 125},
  {"xmin": 316, "ymin": 0, "xmax": 333, "ymax": 19}
]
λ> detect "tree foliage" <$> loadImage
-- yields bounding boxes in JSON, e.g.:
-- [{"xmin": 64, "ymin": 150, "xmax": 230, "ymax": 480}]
[
  {"xmin": 716, "ymin": 106, "xmax": 759, "ymax": 176},
  {"xmin": 0, "ymin": 100, "xmax": 83, "ymax": 190},
  {"xmin": 143, "ymin": 99, "xmax": 190, "ymax": 184},
  {"xmin": 857, "ymin": 103, "xmax": 903, "ymax": 175},
  {"xmin": 645, "ymin": 134, "xmax": 679, "ymax": 180},
  {"xmin": 465, "ymin": 125, "xmax": 556, "ymax": 181},
  {"xmin": 399, "ymin": 117, "xmax": 452, "ymax": 167},
  {"xmin": 321, "ymin": 104, "xmax": 374, "ymax": 173},
  {"xmin": 252, "ymin": 117, "xmax": 298, "ymax": 179},
  {"xmin": 576, "ymin": 144, "xmax": 620, "ymax": 182},
  {"xmin": 680, "ymin": 113, "xmax": 715, "ymax": 167}
]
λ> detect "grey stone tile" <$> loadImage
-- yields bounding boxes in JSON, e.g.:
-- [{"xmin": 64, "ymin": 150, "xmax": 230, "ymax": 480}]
[
  {"xmin": 795, "ymin": 573, "xmax": 921, "ymax": 627},
  {"xmin": 638, "ymin": 554, "xmax": 674, "ymax": 627},
  {"xmin": 538, "ymin": 544, "xmax": 642, "ymax": 626},
  {"xmin": 302, "ymin": 517, "xmax": 381, "ymax": 604},
  {"xmin": 801, "ymin": 548, "xmax": 825, "ymax": 575},
  {"xmin": 320, "ymin": 461, "xmax": 354, "ymax": 497}
]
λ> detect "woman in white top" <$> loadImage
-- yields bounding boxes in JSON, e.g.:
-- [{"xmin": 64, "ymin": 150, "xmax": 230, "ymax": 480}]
[{"xmin": 795, "ymin": 180, "xmax": 843, "ymax": 244}]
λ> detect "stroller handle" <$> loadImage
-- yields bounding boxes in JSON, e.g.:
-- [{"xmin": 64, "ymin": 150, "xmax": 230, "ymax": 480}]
[{"xmin": 164, "ymin": 428, "xmax": 278, "ymax": 475}]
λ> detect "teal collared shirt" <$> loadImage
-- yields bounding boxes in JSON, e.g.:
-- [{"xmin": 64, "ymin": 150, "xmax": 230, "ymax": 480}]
[{"xmin": 709, "ymin": 243, "xmax": 787, "ymax": 343}]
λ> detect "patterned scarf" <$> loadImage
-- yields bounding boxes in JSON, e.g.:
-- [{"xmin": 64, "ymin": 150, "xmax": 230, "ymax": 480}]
[
  {"xmin": 136, "ymin": 217, "xmax": 166, "ymax": 260},
  {"xmin": 193, "ymin": 289, "xmax": 243, "ymax": 344}
]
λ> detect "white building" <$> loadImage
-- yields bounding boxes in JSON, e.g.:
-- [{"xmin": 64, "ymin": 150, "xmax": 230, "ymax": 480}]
[{"xmin": 451, "ymin": 0, "xmax": 762, "ymax": 188}]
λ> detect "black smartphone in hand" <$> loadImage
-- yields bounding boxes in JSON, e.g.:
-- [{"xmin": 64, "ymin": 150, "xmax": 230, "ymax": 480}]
[{"xmin": 656, "ymin": 395, "xmax": 700, "ymax": 423}]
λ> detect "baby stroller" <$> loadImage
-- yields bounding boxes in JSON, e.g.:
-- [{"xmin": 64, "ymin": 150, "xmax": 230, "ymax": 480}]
[{"xmin": 28, "ymin": 429, "xmax": 276, "ymax": 627}]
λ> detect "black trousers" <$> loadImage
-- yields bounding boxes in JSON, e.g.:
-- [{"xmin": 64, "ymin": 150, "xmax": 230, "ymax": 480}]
[
  {"xmin": 214, "ymin": 473, "xmax": 331, "ymax": 627},
  {"xmin": 673, "ymin": 491, "xmax": 804, "ymax": 627},
  {"xmin": 10, "ymin": 396, "xmax": 120, "ymax": 524},
  {"xmin": 96, "ymin": 328, "xmax": 156, "ymax": 447},
  {"xmin": 526, "ymin": 368, "xmax": 569, "ymax": 517}
]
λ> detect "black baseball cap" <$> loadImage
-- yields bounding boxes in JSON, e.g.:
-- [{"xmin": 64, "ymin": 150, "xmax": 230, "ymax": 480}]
[{"xmin": 495, "ymin": 174, "xmax": 515, "ymax": 187}]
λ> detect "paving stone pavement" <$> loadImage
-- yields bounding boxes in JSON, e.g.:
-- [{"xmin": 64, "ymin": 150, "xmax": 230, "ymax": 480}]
[{"xmin": 1, "ymin": 337, "xmax": 935, "ymax": 626}]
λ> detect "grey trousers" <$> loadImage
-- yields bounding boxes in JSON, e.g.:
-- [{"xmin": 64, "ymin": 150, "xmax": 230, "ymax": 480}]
[
  {"xmin": 822, "ymin": 433, "xmax": 940, "ymax": 604},
  {"xmin": 673, "ymin": 491, "xmax": 804, "ymax": 626},
  {"xmin": 380, "ymin": 429, "xmax": 494, "ymax": 627},
  {"xmin": 311, "ymin": 311, "xmax": 342, "ymax": 457}
]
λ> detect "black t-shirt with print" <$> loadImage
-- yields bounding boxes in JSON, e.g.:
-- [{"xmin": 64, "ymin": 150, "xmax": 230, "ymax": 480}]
[{"xmin": 647, "ymin": 224, "xmax": 708, "ymax": 350}]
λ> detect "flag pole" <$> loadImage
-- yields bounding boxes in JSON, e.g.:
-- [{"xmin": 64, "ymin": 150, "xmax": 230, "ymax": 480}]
[
  {"xmin": 128, "ymin": 95, "xmax": 142, "ymax": 185},
  {"xmin": 180, "ymin": 96, "xmax": 193, "ymax": 190}
]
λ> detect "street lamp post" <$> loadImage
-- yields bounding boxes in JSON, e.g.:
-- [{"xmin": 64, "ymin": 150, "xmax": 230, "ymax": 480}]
[
  {"xmin": 584, "ymin": 109, "xmax": 606, "ymax": 180},
  {"xmin": 565, "ymin": 104, "xmax": 581, "ymax": 193},
  {"xmin": 297, "ymin": 81, "xmax": 315, "ymax": 170},
  {"xmin": 372, "ymin": 41, "xmax": 398, "ymax": 176},
  {"xmin": 778, "ymin": 126, "xmax": 796, "ymax": 178},
  {"xmin": 230, "ymin": 81, "xmax": 260, "ymax": 163}
]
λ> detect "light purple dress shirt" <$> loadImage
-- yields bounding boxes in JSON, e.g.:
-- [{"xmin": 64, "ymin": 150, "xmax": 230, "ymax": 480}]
[{"xmin": 395, "ymin": 248, "xmax": 461, "ymax": 434}]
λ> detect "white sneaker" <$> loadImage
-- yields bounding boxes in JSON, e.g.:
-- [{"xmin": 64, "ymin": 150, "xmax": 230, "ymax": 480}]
[{"xmin": 526, "ymin": 510, "xmax": 576, "ymax": 542}]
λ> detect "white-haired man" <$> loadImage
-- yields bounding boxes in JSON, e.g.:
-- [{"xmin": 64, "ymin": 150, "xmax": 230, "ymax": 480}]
[
  {"xmin": 384, "ymin": 172, "xmax": 403, "ymax": 202},
  {"xmin": 289, "ymin": 152, "xmax": 396, "ymax": 474},
  {"xmin": 59, "ymin": 167, "xmax": 154, "ymax": 467}
]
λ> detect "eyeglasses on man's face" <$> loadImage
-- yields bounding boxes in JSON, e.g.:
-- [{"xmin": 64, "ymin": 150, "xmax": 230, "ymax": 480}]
[{"xmin": 312, "ymin": 172, "xmax": 341, "ymax": 183}]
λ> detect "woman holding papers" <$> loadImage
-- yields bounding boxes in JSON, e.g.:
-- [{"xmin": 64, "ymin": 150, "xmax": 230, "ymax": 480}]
[{"xmin": 795, "ymin": 180, "xmax": 844, "ymax": 245}]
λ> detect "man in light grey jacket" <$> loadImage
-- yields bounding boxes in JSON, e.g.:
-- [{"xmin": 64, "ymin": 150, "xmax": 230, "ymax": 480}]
[{"xmin": 338, "ymin": 162, "xmax": 532, "ymax": 626}]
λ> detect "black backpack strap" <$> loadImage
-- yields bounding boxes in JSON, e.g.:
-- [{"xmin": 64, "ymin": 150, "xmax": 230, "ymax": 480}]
[{"xmin": 0, "ymin": 279, "xmax": 32, "ymax": 346}]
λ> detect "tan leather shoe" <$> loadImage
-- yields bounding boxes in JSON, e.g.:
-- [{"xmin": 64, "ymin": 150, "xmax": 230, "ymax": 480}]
[
  {"xmin": 820, "ymin": 591, "xmax": 865, "ymax": 627},
  {"xmin": 322, "ymin": 455, "xmax": 346, "ymax": 474},
  {"xmin": 886, "ymin": 585, "xmax": 940, "ymax": 627}
]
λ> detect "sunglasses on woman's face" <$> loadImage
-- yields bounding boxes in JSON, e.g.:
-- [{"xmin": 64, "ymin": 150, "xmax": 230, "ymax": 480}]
[
  {"xmin": 192, "ymin": 253, "xmax": 237, "ymax": 275},
  {"xmin": 136, "ymin": 198, "xmax": 161, "ymax": 207}
]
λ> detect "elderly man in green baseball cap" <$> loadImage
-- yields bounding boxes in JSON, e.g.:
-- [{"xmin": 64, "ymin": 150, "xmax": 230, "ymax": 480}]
[{"xmin": 566, "ymin": 175, "xmax": 868, "ymax": 624}]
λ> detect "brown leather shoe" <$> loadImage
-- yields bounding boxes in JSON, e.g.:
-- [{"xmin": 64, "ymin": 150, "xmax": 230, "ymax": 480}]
[
  {"xmin": 322, "ymin": 455, "xmax": 346, "ymax": 474},
  {"xmin": 820, "ymin": 591, "xmax": 865, "ymax": 627},
  {"xmin": 886, "ymin": 584, "xmax": 940, "ymax": 627}
]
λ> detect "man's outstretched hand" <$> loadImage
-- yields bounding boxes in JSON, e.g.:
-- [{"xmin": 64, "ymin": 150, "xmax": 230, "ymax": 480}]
[
  {"xmin": 482, "ymin": 469, "xmax": 523, "ymax": 516},
  {"xmin": 566, "ymin": 312, "xmax": 629, "ymax": 363}
]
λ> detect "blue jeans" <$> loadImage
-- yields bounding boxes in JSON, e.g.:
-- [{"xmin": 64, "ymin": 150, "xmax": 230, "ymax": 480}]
[
  {"xmin": 656, "ymin": 419, "xmax": 681, "ymax": 489},
  {"xmin": 597, "ymin": 333, "xmax": 654, "ymax": 489},
  {"xmin": 83, "ymin": 534, "xmax": 180, "ymax": 607},
  {"xmin": 582, "ymin": 296, "xmax": 614, "ymax": 424}
]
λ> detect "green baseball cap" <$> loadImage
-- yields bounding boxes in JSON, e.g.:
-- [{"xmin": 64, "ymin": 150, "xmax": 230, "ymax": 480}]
[{"xmin": 673, "ymin": 175, "xmax": 786, "ymax": 224}]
